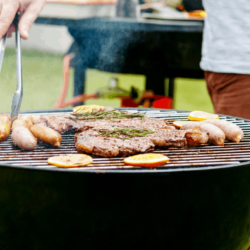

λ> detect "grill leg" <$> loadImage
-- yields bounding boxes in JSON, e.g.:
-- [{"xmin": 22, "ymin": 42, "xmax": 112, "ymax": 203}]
[
  {"xmin": 73, "ymin": 67, "xmax": 86, "ymax": 106},
  {"xmin": 145, "ymin": 73, "xmax": 165, "ymax": 95}
]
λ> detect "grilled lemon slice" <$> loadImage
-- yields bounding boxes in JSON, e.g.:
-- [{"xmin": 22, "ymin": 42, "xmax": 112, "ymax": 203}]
[
  {"xmin": 188, "ymin": 111, "xmax": 219, "ymax": 121},
  {"xmin": 73, "ymin": 105, "xmax": 105, "ymax": 114},
  {"xmin": 48, "ymin": 154, "xmax": 93, "ymax": 168},
  {"xmin": 124, "ymin": 153, "xmax": 170, "ymax": 168},
  {"xmin": 173, "ymin": 121, "xmax": 190, "ymax": 129}
]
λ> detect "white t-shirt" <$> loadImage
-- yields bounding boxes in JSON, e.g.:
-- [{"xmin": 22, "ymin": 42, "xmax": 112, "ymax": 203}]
[{"xmin": 200, "ymin": 0, "xmax": 250, "ymax": 74}]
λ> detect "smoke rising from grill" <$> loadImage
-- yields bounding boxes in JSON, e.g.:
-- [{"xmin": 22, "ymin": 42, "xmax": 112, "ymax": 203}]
[{"xmin": 67, "ymin": 0, "xmax": 139, "ymax": 95}]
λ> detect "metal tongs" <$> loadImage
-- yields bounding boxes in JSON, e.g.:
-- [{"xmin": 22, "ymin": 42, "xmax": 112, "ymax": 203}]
[{"xmin": 0, "ymin": 13, "xmax": 23, "ymax": 124}]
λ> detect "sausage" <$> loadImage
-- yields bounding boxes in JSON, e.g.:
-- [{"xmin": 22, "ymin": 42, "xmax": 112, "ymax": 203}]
[
  {"xmin": 0, "ymin": 114, "xmax": 11, "ymax": 125},
  {"xmin": 0, "ymin": 114, "xmax": 11, "ymax": 141},
  {"xmin": 0, "ymin": 113, "xmax": 10, "ymax": 120},
  {"xmin": 19, "ymin": 115, "xmax": 34, "ymax": 129},
  {"xmin": 11, "ymin": 126, "xmax": 37, "ymax": 150},
  {"xmin": 12, "ymin": 115, "xmax": 35, "ymax": 130},
  {"xmin": 12, "ymin": 119, "xmax": 29, "ymax": 130},
  {"xmin": 181, "ymin": 122, "xmax": 225, "ymax": 146},
  {"xmin": 185, "ymin": 131, "xmax": 209, "ymax": 147},
  {"xmin": 30, "ymin": 124, "xmax": 62, "ymax": 147},
  {"xmin": 202, "ymin": 119, "xmax": 244, "ymax": 143}
]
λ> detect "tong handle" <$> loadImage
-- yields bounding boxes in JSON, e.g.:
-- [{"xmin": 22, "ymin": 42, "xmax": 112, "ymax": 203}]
[
  {"xmin": 15, "ymin": 13, "xmax": 22, "ymax": 92},
  {"xmin": 10, "ymin": 13, "xmax": 23, "ymax": 123}
]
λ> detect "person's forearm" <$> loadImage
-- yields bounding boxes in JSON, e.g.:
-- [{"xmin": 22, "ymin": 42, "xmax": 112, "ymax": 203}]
[{"xmin": 0, "ymin": 0, "xmax": 46, "ymax": 39}]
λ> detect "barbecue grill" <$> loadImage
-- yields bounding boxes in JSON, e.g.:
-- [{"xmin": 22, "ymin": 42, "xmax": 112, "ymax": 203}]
[{"xmin": 0, "ymin": 108, "xmax": 250, "ymax": 250}]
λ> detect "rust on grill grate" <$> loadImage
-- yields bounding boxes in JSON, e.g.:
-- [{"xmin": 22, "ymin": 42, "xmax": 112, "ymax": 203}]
[{"xmin": 0, "ymin": 109, "xmax": 250, "ymax": 173}]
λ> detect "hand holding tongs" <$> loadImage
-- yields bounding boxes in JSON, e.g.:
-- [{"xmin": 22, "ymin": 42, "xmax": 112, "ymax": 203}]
[{"xmin": 0, "ymin": 13, "xmax": 23, "ymax": 124}]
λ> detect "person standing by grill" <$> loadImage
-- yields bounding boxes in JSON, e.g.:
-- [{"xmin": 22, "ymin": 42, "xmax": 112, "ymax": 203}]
[
  {"xmin": 201, "ymin": 0, "xmax": 250, "ymax": 119},
  {"xmin": 0, "ymin": 0, "xmax": 46, "ymax": 40}
]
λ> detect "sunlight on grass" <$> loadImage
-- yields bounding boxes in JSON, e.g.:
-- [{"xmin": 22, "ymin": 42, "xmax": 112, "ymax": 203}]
[
  {"xmin": 0, "ymin": 49, "xmax": 74, "ymax": 113},
  {"xmin": 174, "ymin": 78, "xmax": 213, "ymax": 112}
]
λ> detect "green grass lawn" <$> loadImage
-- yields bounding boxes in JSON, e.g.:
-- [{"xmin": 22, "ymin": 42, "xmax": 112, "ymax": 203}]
[{"xmin": 0, "ymin": 49, "xmax": 213, "ymax": 113}]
